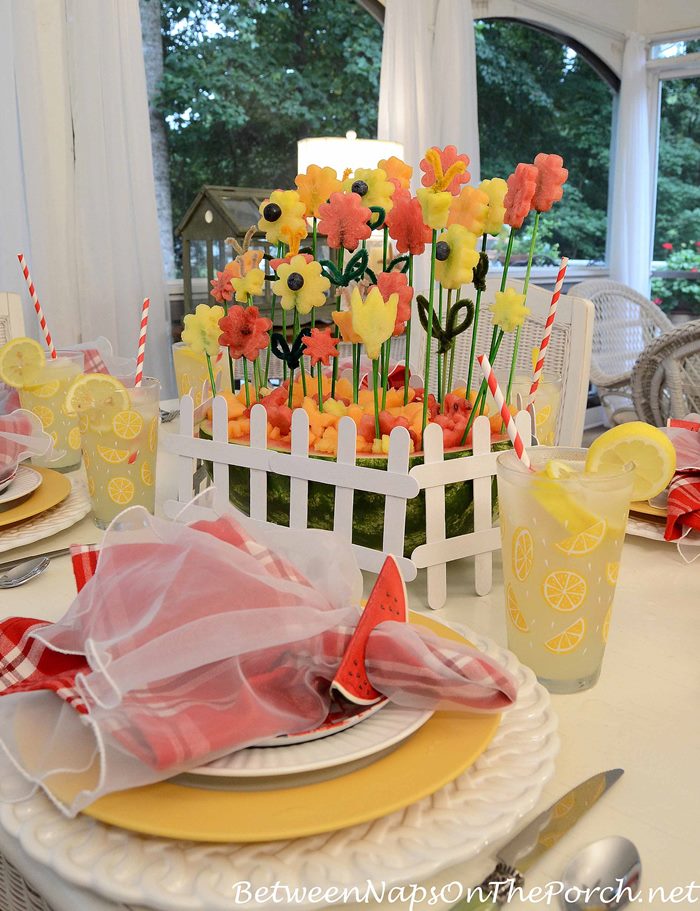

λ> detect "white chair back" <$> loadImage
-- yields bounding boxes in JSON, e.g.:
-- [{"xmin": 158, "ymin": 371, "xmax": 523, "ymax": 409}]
[
  {"xmin": 0, "ymin": 293, "xmax": 25, "ymax": 346},
  {"xmin": 414, "ymin": 277, "xmax": 594, "ymax": 447}
]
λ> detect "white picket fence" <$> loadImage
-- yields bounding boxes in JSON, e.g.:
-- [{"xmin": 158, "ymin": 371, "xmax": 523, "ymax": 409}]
[{"xmin": 163, "ymin": 393, "xmax": 532, "ymax": 610}]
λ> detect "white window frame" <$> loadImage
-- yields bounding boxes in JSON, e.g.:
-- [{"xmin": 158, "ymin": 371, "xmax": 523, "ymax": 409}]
[{"xmin": 647, "ymin": 39, "xmax": 700, "ymax": 276}]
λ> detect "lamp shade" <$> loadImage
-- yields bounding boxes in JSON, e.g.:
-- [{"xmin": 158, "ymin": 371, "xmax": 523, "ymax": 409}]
[{"xmin": 297, "ymin": 131, "xmax": 404, "ymax": 176}]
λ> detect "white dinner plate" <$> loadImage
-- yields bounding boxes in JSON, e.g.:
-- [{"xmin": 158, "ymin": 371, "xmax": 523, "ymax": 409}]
[
  {"xmin": 189, "ymin": 702, "xmax": 432, "ymax": 778},
  {"xmin": 252, "ymin": 696, "xmax": 386, "ymax": 747},
  {"xmin": 0, "ymin": 625, "xmax": 558, "ymax": 911},
  {"xmin": 0, "ymin": 465, "xmax": 42, "ymax": 506}
]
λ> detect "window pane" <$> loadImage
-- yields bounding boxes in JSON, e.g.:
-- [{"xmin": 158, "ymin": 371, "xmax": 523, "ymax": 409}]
[
  {"xmin": 651, "ymin": 40, "xmax": 700, "ymax": 60},
  {"xmin": 475, "ymin": 20, "xmax": 614, "ymax": 263},
  {"xmin": 651, "ymin": 76, "xmax": 700, "ymax": 317}
]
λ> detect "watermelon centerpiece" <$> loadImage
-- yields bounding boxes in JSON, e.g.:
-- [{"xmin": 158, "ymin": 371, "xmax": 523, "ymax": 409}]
[
  {"xmin": 331, "ymin": 555, "xmax": 408, "ymax": 705},
  {"xmin": 200, "ymin": 421, "xmax": 508, "ymax": 557}
]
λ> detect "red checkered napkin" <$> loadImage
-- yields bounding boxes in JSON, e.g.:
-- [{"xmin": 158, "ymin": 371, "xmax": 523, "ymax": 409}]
[{"xmin": 0, "ymin": 513, "xmax": 517, "ymax": 781}]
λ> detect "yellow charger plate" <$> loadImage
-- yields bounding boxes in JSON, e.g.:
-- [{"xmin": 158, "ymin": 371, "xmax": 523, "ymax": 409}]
[
  {"xmin": 629, "ymin": 499, "xmax": 666, "ymax": 524},
  {"xmin": 0, "ymin": 468, "xmax": 71, "ymax": 528},
  {"xmin": 81, "ymin": 614, "xmax": 501, "ymax": 842}
]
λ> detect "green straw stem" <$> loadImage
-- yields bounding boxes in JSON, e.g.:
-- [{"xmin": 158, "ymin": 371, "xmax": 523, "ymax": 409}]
[
  {"xmin": 281, "ymin": 309, "xmax": 288, "ymax": 381},
  {"xmin": 294, "ymin": 311, "xmax": 307, "ymax": 396},
  {"xmin": 317, "ymin": 362, "xmax": 324, "ymax": 412},
  {"xmin": 466, "ymin": 234, "xmax": 489, "ymax": 394},
  {"xmin": 287, "ymin": 367, "xmax": 294, "ymax": 408},
  {"xmin": 505, "ymin": 212, "xmax": 540, "ymax": 409},
  {"xmin": 352, "ymin": 343, "xmax": 359, "ymax": 403},
  {"xmin": 421, "ymin": 230, "xmax": 439, "ymax": 435},
  {"xmin": 205, "ymin": 352, "xmax": 217, "ymax": 398},
  {"xmin": 372, "ymin": 358, "xmax": 381, "ymax": 439},
  {"xmin": 442, "ymin": 288, "xmax": 453, "ymax": 402},
  {"xmin": 459, "ymin": 328, "xmax": 505, "ymax": 445},
  {"xmin": 382, "ymin": 225, "xmax": 389, "ymax": 272},
  {"xmin": 241, "ymin": 358, "xmax": 251, "ymax": 408},
  {"xmin": 264, "ymin": 294, "xmax": 277, "ymax": 386},
  {"xmin": 222, "ymin": 301, "xmax": 236, "ymax": 395},
  {"xmin": 331, "ymin": 247, "xmax": 344, "ymax": 398},
  {"xmin": 436, "ymin": 284, "xmax": 444, "ymax": 406},
  {"xmin": 403, "ymin": 255, "xmax": 413, "ymax": 406},
  {"xmin": 381, "ymin": 340, "xmax": 390, "ymax": 410}
]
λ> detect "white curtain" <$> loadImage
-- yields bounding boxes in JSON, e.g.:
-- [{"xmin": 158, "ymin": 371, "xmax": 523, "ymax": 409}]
[
  {"xmin": 378, "ymin": 0, "xmax": 480, "ymax": 184},
  {"xmin": 608, "ymin": 32, "xmax": 653, "ymax": 297},
  {"xmin": 0, "ymin": 0, "xmax": 173, "ymax": 393}
]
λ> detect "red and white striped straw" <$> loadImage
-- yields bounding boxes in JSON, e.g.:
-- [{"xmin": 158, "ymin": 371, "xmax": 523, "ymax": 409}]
[
  {"xmin": 528, "ymin": 256, "xmax": 568, "ymax": 406},
  {"xmin": 17, "ymin": 254, "xmax": 57, "ymax": 359},
  {"xmin": 478, "ymin": 353, "xmax": 531, "ymax": 469},
  {"xmin": 134, "ymin": 297, "xmax": 150, "ymax": 387}
]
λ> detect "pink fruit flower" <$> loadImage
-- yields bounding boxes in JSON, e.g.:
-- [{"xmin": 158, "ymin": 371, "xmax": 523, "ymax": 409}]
[
  {"xmin": 532, "ymin": 153, "xmax": 568, "ymax": 212},
  {"xmin": 504, "ymin": 163, "xmax": 538, "ymax": 229},
  {"xmin": 317, "ymin": 191, "xmax": 372, "ymax": 251},
  {"xmin": 419, "ymin": 145, "xmax": 471, "ymax": 195},
  {"xmin": 377, "ymin": 270, "xmax": 414, "ymax": 336}
]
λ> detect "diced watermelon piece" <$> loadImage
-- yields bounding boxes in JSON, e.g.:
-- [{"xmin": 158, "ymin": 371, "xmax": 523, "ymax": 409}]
[{"xmin": 331, "ymin": 555, "xmax": 408, "ymax": 705}]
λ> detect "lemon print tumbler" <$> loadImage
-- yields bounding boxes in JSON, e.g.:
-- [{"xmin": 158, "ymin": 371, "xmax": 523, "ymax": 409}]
[
  {"xmin": 509, "ymin": 373, "xmax": 562, "ymax": 446},
  {"xmin": 497, "ymin": 447, "xmax": 634, "ymax": 693},
  {"xmin": 0, "ymin": 338, "xmax": 82, "ymax": 472},
  {"xmin": 65, "ymin": 375, "xmax": 160, "ymax": 528}
]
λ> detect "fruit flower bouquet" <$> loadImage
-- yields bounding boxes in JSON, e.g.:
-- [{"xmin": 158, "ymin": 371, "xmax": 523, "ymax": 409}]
[{"xmin": 178, "ymin": 146, "xmax": 568, "ymax": 554}]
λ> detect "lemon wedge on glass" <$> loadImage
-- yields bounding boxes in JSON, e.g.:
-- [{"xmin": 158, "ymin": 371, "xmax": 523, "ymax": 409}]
[
  {"xmin": 585, "ymin": 421, "xmax": 676, "ymax": 501},
  {"xmin": 65, "ymin": 374, "xmax": 130, "ymax": 432},
  {"xmin": 0, "ymin": 337, "xmax": 45, "ymax": 387}
]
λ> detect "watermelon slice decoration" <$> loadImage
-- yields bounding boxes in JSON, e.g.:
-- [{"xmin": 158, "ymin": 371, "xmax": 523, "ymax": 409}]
[{"xmin": 331, "ymin": 555, "xmax": 408, "ymax": 706}]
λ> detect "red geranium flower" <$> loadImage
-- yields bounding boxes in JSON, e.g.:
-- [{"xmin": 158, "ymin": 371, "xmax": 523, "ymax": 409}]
[
  {"xmin": 377, "ymin": 270, "xmax": 413, "ymax": 336},
  {"xmin": 218, "ymin": 305, "xmax": 272, "ymax": 361},
  {"xmin": 662, "ymin": 242, "xmax": 673, "ymax": 251},
  {"xmin": 504, "ymin": 163, "xmax": 538, "ymax": 229},
  {"xmin": 653, "ymin": 297, "xmax": 663, "ymax": 305},
  {"xmin": 302, "ymin": 326, "xmax": 339, "ymax": 367},
  {"xmin": 385, "ymin": 187, "xmax": 432, "ymax": 256},
  {"xmin": 532, "ymin": 153, "xmax": 568, "ymax": 212},
  {"xmin": 210, "ymin": 269, "xmax": 234, "ymax": 303},
  {"xmin": 317, "ymin": 191, "xmax": 372, "ymax": 251},
  {"xmin": 419, "ymin": 146, "xmax": 471, "ymax": 195}
]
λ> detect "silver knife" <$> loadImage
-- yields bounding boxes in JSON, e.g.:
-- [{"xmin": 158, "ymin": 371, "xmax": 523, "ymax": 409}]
[
  {"xmin": 450, "ymin": 768, "xmax": 623, "ymax": 909},
  {"xmin": 0, "ymin": 546, "xmax": 72, "ymax": 574}
]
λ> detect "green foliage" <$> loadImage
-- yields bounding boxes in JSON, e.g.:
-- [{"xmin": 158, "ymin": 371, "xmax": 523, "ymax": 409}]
[
  {"xmin": 159, "ymin": 0, "xmax": 382, "ymax": 223},
  {"xmin": 651, "ymin": 243, "xmax": 700, "ymax": 315},
  {"xmin": 475, "ymin": 20, "xmax": 614, "ymax": 262},
  {"xmin": 654, "ymin": 77, "xmax": 700, "ymax": 258}
]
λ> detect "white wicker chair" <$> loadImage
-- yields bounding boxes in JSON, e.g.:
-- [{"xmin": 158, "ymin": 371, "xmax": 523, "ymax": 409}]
[
  {"xmin": 572, "ymin": 279, "xmax": 673, "ymax": 424},
  {"xmin": 631, "ymin": 319, "xmax": 700, "ymax": 425},
  {"xmin": 0, "ymin": 292, "xmax": 25, "ymax": 346},
  {"xmin": 414, "ymin": 277, "xmax": 594, "ymax": 447}
]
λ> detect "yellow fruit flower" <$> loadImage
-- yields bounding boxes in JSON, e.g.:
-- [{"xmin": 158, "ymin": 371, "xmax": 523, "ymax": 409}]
[
  {"xmin": 343, "ymin": 167, "xmax": 395, "ymax": 214},
  {"xmin": 350, "ymin": 286, "xmax": 398, "ymax": 360},
  {"xmin": 448, "ymin": 186, "xmax": 489, "ymax": 235},
  {"xmin": 258, "ymin": 189, "xmax": 308, "ymax": 250},
  {"xmin": 232, "ymin": 267, "xmax": 264, "ymax": 302},
  {"xmin": 479, "ymin": 177, "xmax": 508, "ymax": 236},
  {"xmin": 490, "ymin": 287, "xmax": 530, "ymax": 333},
  {"xmin": 416, "ymin": 188, "xmax": 452, "ymax": 230},
  {"xmin": 331, "ymin": 309, "xmax": 362, "ymax": 344},
  {"xmin": 434, "ymin": 224, "xmax": 480, "ymax": 289},
  {"xmin": 272, "ymin": 254, "xmax": 330, "ymax": 315},
  {"xmin": 378, "ymin": 155, "xmax": 413, "ymax": 189},
  {"xmin": 295, "ymin": 165, "xmax": 342, "ymax": 218},
  {"xmin": 181, "ymin": 303, "xmax": 225, "ymax": 357}
]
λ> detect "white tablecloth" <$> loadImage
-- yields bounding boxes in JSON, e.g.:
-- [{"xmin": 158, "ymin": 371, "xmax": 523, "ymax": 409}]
[{"xmin": 1, "ymin": 415, "xmax": 698, "ymax": 910}]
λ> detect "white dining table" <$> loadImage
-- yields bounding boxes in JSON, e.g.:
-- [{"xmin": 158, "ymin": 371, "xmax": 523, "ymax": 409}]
[{"xmin": 0, "ymin": 413, "xmax": 698, "ymax": 911}]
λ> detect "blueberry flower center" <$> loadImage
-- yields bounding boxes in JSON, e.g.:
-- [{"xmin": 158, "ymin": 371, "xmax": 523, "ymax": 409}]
[
  {"xmin": 351, "ymin": 180, "xmax": 368, "ymax": 197},
  {"xmin": 287, "ymin": 272, "xmax": 304, "ymax": 291},
  {"xmin": 263, "ymin": 202, "xmax": 282, "ymax": 222},
  {"xmin": 435, "ymin": 241, "xmax": 451, "ymax": 261}
]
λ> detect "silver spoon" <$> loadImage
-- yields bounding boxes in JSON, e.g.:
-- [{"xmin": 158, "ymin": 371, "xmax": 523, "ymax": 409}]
[
  {"xmin": 0, "ymin": 556, "xmax": 51, "ymax": 589},
  {"xmin": 560, "ymin": 836, "xmax": 641, "ymax": 911}
]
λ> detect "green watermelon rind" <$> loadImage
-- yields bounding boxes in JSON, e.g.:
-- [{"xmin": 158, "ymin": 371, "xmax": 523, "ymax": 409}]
[
  {"xmin": 331, "ymin": 555, "xmax": 408, "ymax": 706},
  {"xmin": 199, "ymin": 426, "xmax": 508, "ymax": 557}
]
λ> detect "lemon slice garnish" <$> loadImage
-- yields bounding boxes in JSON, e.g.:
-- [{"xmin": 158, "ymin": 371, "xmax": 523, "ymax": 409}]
[
  {"xmin": 0, "ymin": 337, "xmax": 45, "ymax": 387},
  {"xmin": 585, "ymin": 422, "xmax": 676, "ymax": 501}
]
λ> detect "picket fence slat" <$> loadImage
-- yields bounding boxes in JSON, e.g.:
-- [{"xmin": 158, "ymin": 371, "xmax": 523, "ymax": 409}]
[
  {"xmin": 422, "ymin": 423, "xmax": 447, "ymax": 610},
  {"xmin": 333, "ymin": 417, "xmax": 357, "ymax": 541},
  {"xmin": 165, "ymin": 393, "xmax": 533, "ymax": 607},
  {"xmin": 383, "ymin": 426, "xmax": 411, "ymax": 556}
]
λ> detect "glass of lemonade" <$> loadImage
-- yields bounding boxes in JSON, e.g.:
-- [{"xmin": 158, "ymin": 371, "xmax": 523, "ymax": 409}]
[
  {"xmin": 509, "ymin": 374, "xmax": 562, "ymax": 446},
  {"xmin": 19, "ymin": 352, "xmax": 83, "ymax": 471},
  {"xmin": 173, "ymin": 342, "xmax": 231, "ymax": 406},
  {"xmin": 496, "ymin": 447, "xmax": 634, "ymax": 694},
  {"xmin": 78, "ymin": 377, "xmax": 160, "ymax": 529}
]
